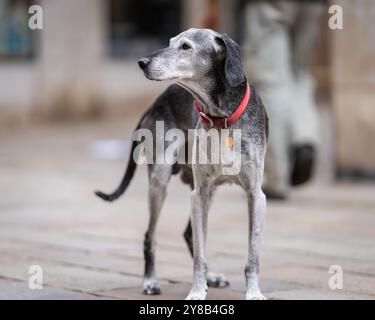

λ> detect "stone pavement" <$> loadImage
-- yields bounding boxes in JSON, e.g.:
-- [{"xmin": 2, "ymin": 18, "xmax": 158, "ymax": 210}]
[{"xmin": 0, "ymin": 119, "xmax": 374, "ymax": 300}]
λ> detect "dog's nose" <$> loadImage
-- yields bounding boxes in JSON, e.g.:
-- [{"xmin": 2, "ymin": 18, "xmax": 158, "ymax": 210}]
[{"xmin": 138, "ymin": 57, "xmax": 151, "ymax": 69}]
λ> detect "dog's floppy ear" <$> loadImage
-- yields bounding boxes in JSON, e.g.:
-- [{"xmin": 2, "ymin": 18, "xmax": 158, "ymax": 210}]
[{"xmin": 215, "ymin": 33, "xmax": 245, "ymax": 87}]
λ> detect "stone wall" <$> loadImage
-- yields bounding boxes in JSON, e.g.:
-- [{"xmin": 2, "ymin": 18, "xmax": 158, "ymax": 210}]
[
  {"xmin": 330, "ymin": 0, "xmax": 375, "ymax": 175},
  {"xmin": 0, "ymin": 0, "xmax": 169, "ymax": 125}
]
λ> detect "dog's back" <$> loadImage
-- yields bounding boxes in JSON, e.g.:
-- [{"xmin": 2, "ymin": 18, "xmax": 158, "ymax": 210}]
[
  {"xmin": 141, "ymin": 84, "xmax": 198, "ymax": 132},
  {"xmin": 95, "ymin": 85, "xmax": 198, "ymax": 201}
]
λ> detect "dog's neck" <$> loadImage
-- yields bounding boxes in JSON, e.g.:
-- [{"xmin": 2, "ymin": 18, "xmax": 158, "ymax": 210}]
[{"xmin": 177, "ymin": 77, "xmax": 247, "ymax": 119}]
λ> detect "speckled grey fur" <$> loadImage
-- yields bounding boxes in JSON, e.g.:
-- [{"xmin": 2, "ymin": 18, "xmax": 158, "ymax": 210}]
[{"xmin": 97, "ymin": 28, "xmax": 268, "ymax": 300}]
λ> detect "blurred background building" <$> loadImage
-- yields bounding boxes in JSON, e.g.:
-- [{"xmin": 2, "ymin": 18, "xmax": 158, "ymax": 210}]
[{"xmin": 0, "ymin": 0, "xmax": 374, "ymax": 181}]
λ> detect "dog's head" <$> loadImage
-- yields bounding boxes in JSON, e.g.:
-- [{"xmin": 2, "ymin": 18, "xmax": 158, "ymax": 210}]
[{"xmin": 138, "ymin": 28, "xmax": 244, "ymax": 88}]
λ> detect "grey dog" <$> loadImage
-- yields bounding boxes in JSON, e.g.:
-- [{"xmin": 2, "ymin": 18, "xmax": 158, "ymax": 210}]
[{"xmin": 96, "ymin": 28, "xmax": 268, "ymax": 300}]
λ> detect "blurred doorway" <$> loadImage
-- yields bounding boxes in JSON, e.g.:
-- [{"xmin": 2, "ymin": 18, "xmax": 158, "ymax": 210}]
[
  {"xmin": 0, "ymin": 0, "xmax": 35, "ymax": 59},
  {"xmin": 109, "ymin": 0, "xmax": 182, "ymax": 58}
]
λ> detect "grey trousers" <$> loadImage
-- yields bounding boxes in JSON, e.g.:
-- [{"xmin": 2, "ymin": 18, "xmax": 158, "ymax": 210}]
[{"xmin": 243, "ymin": 0, "xmax": 323, "ymax": 193}]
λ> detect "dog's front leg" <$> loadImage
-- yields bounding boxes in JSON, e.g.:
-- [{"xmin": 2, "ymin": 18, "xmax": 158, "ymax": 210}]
[
  {"xmin": 245, "ymin": 187, "xmax": 267, "ymax": 300},
  {"xmin": 186, "ymin": 183, "xmax": 210, "ymax": 300}
]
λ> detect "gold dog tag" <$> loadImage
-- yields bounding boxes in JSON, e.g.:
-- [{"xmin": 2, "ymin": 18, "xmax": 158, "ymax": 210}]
[{"xmin": 226, "ymin": 136, "xmax": 233, "ymax": 149}]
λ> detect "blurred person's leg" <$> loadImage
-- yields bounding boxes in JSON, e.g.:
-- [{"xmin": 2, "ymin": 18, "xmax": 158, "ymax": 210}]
[
  {"xmin": 243, "ymin": 0, "xmax": 323, "ymax": 197},
  {"xmin": 260, "ymin": 86, "xmax": 292, "ymax": 198},
  {"xmin": 290, "ymin": 72, "xmax": 318, "ymax": 185},
  {"xmin": 243, "ymin": 0, "xmax": 297, "ymax": 199},
  {"xmin": 289, "ymin": 2, "xmax": 325, "ymax": 185}
]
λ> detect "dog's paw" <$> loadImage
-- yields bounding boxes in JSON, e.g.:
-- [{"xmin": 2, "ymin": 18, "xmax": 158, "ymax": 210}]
[
  {"xmin": 245, "ymin": 289, "xmax": 267, "ymax": 300},
  {"xmin": 185, "ymin": 289, "xmax": 207, "ymax": 300},
  {"xmin": 144, "ymin": 285, "xmax": 161, "ymax": 295},
  {"xmin": 143, "ymin": 279, "xmax": 161, "ymax": 295},
  {"xmin": 207, "ymin": 272, "xmax": 230, "ymax": 288}
]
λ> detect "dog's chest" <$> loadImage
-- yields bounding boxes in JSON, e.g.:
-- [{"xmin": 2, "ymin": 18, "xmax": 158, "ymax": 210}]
[{"xmin": 192, "ymin": 127, "xmax": 244, "ymax": 177}]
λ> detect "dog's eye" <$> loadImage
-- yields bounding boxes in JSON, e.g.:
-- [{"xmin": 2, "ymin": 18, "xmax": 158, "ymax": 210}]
[{"xmin": 181, "ymin": 43, "xmax": 191, "ymax": 50}]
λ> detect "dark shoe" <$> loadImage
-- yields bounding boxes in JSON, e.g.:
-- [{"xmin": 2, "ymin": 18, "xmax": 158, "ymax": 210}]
[
  {"xmin": 263, "ymin": 189, "xmax": 287, "ymax": 201},
  {"xmin": 291, "ymin": 144, "xmax": 315, "ymax": 186}
]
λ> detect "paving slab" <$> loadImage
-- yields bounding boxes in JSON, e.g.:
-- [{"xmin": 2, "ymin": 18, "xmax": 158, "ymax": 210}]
[
  {"xmin": 0, "ymin": 279, "xmax": 108, "ymax": 300},
  {"xmin": 95, "ymin": 281, "xmax": 244, "ymax": 300},
  {"xmin": 267, "ymin": 288, "xmax": 373, "ymax": 300}
]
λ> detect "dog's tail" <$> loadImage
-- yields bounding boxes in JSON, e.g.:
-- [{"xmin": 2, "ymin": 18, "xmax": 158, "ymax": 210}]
[{"xmin": 94, "ymin": 109, "xmax": 149, "ymax": 202}]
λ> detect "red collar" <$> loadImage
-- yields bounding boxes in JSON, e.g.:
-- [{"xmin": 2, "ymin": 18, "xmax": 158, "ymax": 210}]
[{"xmin": 193, "ymin": 82, "xmax": 250, "ymax": 128}]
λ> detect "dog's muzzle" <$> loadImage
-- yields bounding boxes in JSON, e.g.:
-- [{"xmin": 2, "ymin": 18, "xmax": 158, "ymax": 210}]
[{"xmin": 138, "ymin": 57, "xmax": 151, "ymax": 70}]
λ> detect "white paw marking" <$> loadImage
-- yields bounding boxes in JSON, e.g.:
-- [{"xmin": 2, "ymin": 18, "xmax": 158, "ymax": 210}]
[
  {"xmin": 245, "ymin": 289, "xmax": 267, "ymax": 300},
  {"xmin": 207, "ymin": 272, "xmax": 230, "ymax": 288},
  {"xmin": 143, "ymin": 278, "xmax": 161, "ymax": 295},
  {"xmin": 186, "ymin": 289, "xmax": 207, "ymax": 300}
]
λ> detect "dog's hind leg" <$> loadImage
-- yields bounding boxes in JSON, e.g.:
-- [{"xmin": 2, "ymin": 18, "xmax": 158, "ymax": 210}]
[
  {"xmin": 143, "ymin": 164, "xmax": 172, "ymax": 295},
  {"xmin": 183, "ymin": 219, "xmax": 194, "ymax": 256}
]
